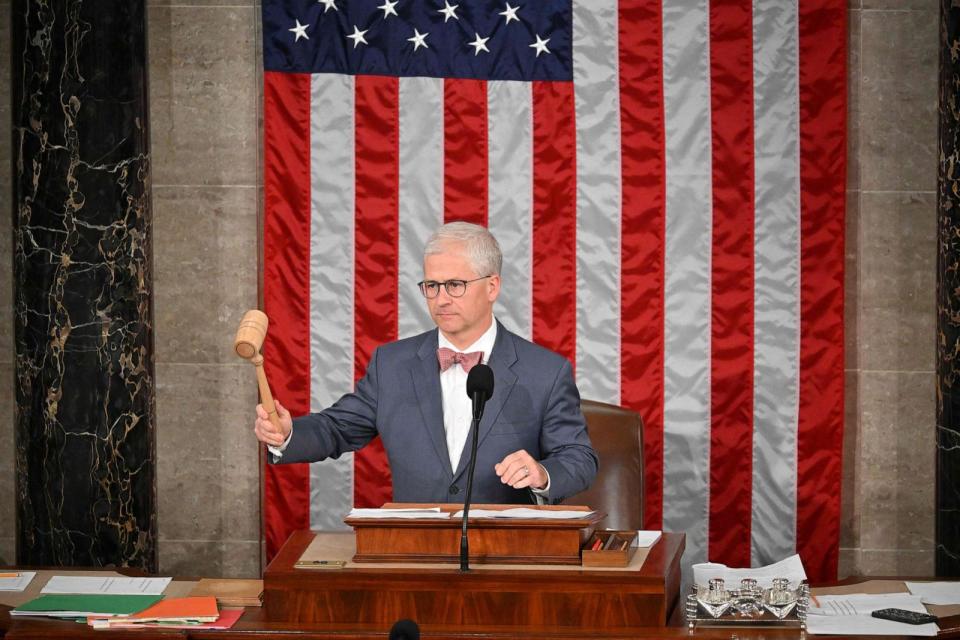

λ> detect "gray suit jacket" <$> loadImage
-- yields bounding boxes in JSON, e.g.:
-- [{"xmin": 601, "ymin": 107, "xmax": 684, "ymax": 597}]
[{"xmin": 276, "ymin": 321, "xmax": 598, "ymax": 505}]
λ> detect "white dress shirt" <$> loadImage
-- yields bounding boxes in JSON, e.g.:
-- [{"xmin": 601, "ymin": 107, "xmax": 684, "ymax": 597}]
[{"xmin": 437, "ymin": 319, "xmax": 498, "ymax": 471}]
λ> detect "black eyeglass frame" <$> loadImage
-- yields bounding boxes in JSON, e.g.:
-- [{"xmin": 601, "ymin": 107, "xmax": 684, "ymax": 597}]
[{"xmin": 417, "ymin": 275, "xmax": 493, "ymax": 299}]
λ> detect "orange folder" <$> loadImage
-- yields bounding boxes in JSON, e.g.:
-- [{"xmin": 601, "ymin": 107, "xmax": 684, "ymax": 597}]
[{"xmin": 130, "ymin": 596, "xmax": 219, "ymax": 622}]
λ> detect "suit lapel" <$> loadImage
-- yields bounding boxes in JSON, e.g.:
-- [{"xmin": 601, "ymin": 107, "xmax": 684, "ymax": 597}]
[
  {"xmin": 452, "ymin": 322, "xmax": 519, "ymax": 481},
  {"xmin": 411, "ymin": 330, "xmax": 454, "ymax": 479}
]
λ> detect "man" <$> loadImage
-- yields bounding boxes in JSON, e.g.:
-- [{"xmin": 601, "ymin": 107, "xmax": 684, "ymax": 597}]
[{"xmin": 254, "ymin": 222, "xmax": 597, "ymax": 504}]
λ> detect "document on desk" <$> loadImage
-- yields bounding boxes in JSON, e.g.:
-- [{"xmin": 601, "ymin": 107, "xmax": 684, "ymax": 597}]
[
  {"xmin": 806, "ymin": 593, "xmax": 938, "ymax": 636},
  {"xmin": 452, "ymin": 508, "xmax": 594, "ymax": 519},
  {"xmin": 41, "ymin": 576, "xmax": 172, "ymax": 595},
  {"xmin": 0, "ymin": 572, "xmax": 36, "ymax": 591},
  {"xmin": 905, "ymin": 581, "xmax": 960, "ymax": 605},
  {"xmin": 692, "ymin": 554, "xmax": 807, "ymax": 588},
  {"xmin": 347, "ymin": 507, "xmax": 451, "ymax": 519},
  {"xmin": 11, "ymin": 594, "xmax": 163, "ymax": 618},
  {"xmin": 632, "ymin": 531, "xmax": 662, "ymax": 547}
]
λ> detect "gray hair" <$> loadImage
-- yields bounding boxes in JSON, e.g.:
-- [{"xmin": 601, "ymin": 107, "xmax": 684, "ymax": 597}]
[{"xmin": 424, "ymin": 222, "xmax": 502, "ymax": 276}]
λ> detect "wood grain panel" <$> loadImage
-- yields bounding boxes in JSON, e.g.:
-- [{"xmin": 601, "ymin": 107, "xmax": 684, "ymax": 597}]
[{"xmin": 264, "ymin": 531, "xmax": 684, "ymax": 633}]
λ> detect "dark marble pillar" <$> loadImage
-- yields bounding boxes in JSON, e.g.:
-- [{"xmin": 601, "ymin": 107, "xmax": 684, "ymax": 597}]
[
  {"xmin": 938, "ymin": 0, "xmax": 960, "ymax": 576},
  {"xmin": 11, "ymin": 1, "xmax": 156, "ymax": 571}
]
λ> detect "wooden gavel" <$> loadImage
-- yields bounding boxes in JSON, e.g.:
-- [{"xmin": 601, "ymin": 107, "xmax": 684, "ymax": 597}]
[{"xmin": 234, "ymin": 310, "xmax": 282, "ymax": 432}]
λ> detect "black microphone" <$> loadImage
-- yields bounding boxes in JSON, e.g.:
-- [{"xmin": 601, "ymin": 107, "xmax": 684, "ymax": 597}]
[
  {"xmin": 389, "ymin": 619, "xmax": 420, "ymax": 640},
  {"xmin": 460, "ymin": 364, "xmax": 494, "ymax": 572},
  {"xmin": 466, "ymin": 363, "xmax": 494, "ymax": 420}
]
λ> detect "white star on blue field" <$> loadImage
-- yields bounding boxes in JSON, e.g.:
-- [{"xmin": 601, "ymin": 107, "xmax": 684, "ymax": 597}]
[{"xmin": 263, "ymin": 0, "xmax": 572, "ymax": 82}]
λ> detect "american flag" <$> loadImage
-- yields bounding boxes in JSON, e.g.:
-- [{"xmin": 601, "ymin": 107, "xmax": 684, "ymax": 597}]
[{"xmin": 259, "ymin": 0, "xmax": 845, "ymax": 581}]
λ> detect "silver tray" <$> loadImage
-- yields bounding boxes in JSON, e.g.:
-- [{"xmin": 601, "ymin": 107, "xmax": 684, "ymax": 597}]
[{"xmin": 686, "ymin": 577, "xmax": 810, "ymax": 629}]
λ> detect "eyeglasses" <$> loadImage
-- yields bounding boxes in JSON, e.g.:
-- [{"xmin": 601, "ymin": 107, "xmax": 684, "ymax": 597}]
[{"xmin": 417, "ymin": 276, "xmax": 492, "ymax": 299}]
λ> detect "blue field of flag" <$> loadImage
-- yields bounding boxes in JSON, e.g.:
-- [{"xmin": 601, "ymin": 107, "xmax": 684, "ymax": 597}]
[{"xmin": 262, "ymin": 0, "xmax": 572, "ymax": 81}]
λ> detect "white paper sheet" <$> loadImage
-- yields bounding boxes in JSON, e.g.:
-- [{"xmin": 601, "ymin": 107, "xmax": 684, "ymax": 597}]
[
  {"xmin": 806, "ymin": 593, "xmax": 938, "ymax": 636},
  {"xmin": 692, "ymin": 554, "xmax": 807, "ymax": 589},
  {"xmin": 906, "ymin": 581, "xmax": 960, "ymax": 605},
  {"xmin": 41, "ymin": 576, "xmax": 171, "ymax": 595},
  {"xmin": 452, "ymin": 508, "xmax": 594, "ymax": 519},
  {"xmin": 0, "ymin": 572, "xmax": 36, "ymax": 592},
  {"xmin": 633, "ymin": 531, "xmax": 662, "ymax": 547},
  {"xmin": 347, "ymin": 508, "xmax": 451, "ymax": 519}
]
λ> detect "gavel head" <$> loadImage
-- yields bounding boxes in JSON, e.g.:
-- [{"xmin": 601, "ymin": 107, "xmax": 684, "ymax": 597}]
[{"xmin": 235, "ymin": 310, "xmax": 269, "ymax": 360}]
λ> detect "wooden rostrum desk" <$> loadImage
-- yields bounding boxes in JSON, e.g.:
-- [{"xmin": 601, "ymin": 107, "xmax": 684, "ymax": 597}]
[
  {"xmin": 261, "ymin": 503, "xmax": 684, "ymax": 634},
  {"xmin": 262, "ymin": 525, "xmax": 685, "ymax": 635}
]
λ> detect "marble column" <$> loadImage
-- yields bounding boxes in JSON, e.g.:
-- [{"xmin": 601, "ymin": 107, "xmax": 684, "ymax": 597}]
[
  {"xmin": 938, "ymin": 0, "xmax": 960, "ymax": 576},
  {"xmin": 12, "ymin": 1, "xmax": 156, "ymax": 570}
]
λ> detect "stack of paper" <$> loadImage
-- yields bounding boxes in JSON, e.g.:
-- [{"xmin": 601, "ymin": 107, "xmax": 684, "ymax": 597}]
[
  {"xmin": 807, "ymin": 593, "xmax": 939, "ymax": 636},
  {"xmin": 906, "ymin": 581, "xmax": 960, "ymax": 605},
  {"xmin": 348, "ymin": 507, "xmax": 451, "ymax": 519},
  {"xmin": 0, "ymin": 571, "xmax": 36, "ymax": 592},
  {"xmin": 692, "ymin": 554, "xmax": 808, "ymax": 588},
  {"xmin": 89, "ymin": 608, "xmax": 245, "ymax": 631},
  {"xmin": 87, "ymin": 596, "xmax": 226, "ymax": 629},
  {"xmin": 10, "ymin": 594, "xmax": 163, "ymax": 620},
  {"xmin": 41, "ymin": 575, "xmax": 171, "ymax": 595},
  {"xmin": 190, "ymin": 578, "xmax": 264, "ymax": 607},
  {"xmin": 451, "ymin": 508, "xmax": 594, "ymax": 519}
]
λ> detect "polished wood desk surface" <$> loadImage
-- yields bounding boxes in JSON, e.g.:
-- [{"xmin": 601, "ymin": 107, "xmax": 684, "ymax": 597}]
[
  {"xmin": 3, "ymin": 605, "xmax": 959, "ymax": 640},
  {"xmin": 2, "ymin": 563, "xmax": 959, "ymax": 639}
]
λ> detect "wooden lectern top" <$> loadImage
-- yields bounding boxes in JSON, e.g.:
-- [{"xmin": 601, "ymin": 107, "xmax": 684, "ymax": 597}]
[
  {"xmin": 298, "ymin": 530, "xmax": 655, "ymax": 572},
  {"xmin": 344, "ymin": 503, "xmax": 603, "ymax": 565},
  {"xmin": 344, "ymin": 502, "xmax": 603, "ymax": 528}
]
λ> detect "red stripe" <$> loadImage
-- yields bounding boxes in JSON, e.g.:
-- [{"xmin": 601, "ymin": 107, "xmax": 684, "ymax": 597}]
[
  {"xmin": 444, "ymin": 79, "xmax": 488, "ymax": 226},
  {"xmin": 262, "ymin": 71, "xmax": 312, "ymax": 560},
  {"xmin": 708, "ymin": 0, "xmax": 755, "ymax": 567},
  {"xmin": 797, "ymin": 0, "xmax": 846, "ymax": 582},
  {"xmin": 618, "ymin": 0, "xmax": 666, "ymax": 531},
  {"xmin": 353, "ymin": 75, "xmax": 399, "ymax": 509},
  {"xmin": 531, "ymin": 81, "xmax": 576, "ymax": 366}
]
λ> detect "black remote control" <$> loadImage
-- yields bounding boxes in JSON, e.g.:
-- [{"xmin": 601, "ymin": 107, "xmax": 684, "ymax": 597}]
[{"xmin": 871, "ymin": 608, "xmax": 938, "ymax": 625}]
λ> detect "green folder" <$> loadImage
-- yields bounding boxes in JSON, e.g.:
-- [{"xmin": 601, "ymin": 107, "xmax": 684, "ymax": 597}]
[{"xmin": 11, "ymin": 594, "xmax": 163, "ymax": 617}]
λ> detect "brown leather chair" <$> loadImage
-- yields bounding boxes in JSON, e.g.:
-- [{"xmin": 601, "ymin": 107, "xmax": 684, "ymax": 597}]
[{"xmin": 564, "ymin": 399, "xmax": 644, "ymax": 530}]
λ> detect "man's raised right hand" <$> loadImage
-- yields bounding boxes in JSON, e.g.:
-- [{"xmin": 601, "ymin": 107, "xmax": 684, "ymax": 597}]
[{"xmin": 254, "ymin": 400, "xmax": 293, "ymax": 448}]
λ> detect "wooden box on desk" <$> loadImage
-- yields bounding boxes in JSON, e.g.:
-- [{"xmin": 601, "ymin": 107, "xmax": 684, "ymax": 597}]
[
  {"xmin": 581, "ymin": 530, "xmax": 639, "ymax": 567},
  {"xmin": 263, "ymin": 525, "xmax": 686, "ymax": 634},
  {"xmin": 346, "ymin": 503, "xmax": 601, "ymax": 565}
]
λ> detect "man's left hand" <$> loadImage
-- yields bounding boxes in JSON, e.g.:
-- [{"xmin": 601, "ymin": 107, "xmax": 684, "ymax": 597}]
[{"xmin": 495, "ymin": 450, "xmax": 547, "ymax": 490}]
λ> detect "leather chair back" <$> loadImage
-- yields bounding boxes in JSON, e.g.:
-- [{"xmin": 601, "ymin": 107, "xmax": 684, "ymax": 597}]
[{"xmin": 565, "ymin": 399, "xmax": 644, "ymax": 530}]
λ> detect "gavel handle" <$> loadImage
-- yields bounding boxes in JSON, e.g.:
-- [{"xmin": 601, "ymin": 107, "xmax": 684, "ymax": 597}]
[{"xmin": 251, "ymin": 354, "xmax": 283, "ymax": 432}]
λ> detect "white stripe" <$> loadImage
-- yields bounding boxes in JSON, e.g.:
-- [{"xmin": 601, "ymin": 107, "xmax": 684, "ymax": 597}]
[
  {"xmin": 572, "ymin": 0, "xmax": 621, "ymax": 404},
  {"xmin": 487, "ymin": 80, "xmax": 533, "ymax": 340},
  {"xmin": 661, "ymin": 0, "xmax": 713, "ymax": 568},
  {"xmin": 309, "ymin": 73, "xmax": 356, "ymax": 531},
  {"xmin": 398, "ymin": 77, "xmax": 444, "ymax": 339},
  {"xmin": 751, "ymin": 0, "xmax": 800, "ymax": 566}
]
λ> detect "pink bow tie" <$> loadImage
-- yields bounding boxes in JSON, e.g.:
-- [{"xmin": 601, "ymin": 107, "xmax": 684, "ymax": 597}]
[{"xmin": 437, "ymin": 347, "xmax": 483, "ymax": 373}]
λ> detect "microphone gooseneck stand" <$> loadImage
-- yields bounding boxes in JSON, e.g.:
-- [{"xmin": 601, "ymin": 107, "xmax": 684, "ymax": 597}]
[
  {"xmin": 460, "ymin": 364, "xmax": 494, "ymax": 572},
  {"xmin": 460, "ymin": 412, "xmax": 482, "ymax": 571}
]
